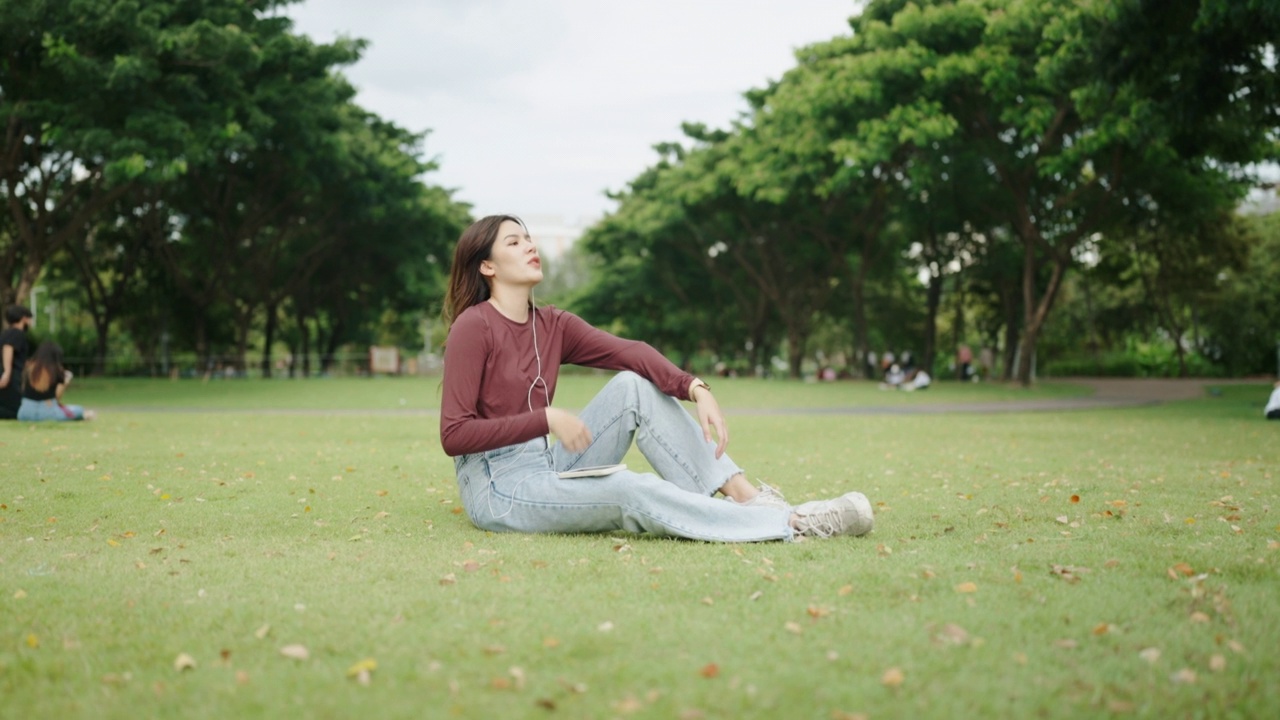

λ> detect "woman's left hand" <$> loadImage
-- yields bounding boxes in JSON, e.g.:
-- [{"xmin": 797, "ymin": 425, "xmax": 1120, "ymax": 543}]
[{"xmin": 692, "ymin": 385, "xmax": 728, "ymax": 459}]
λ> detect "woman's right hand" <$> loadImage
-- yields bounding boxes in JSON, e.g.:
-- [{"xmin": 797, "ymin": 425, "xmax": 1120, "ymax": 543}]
[{"xmin": 546, "ymin": 407, "xmax": 592, "ymax": 453}]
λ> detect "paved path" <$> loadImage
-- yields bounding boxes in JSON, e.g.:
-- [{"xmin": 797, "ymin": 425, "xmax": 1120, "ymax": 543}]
[
  {"xmin": 95, "ymin": 378, "xmax": 1261, "ymax": 417},
  {"xmin": 732, "ymin": 377, "xmax": 1258, "ymax": 416}
]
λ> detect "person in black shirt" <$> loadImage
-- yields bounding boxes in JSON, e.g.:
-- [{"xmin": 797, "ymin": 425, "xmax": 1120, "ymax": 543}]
[
  {"xmin": 17, "ymin": 341, "xmax": 93, "ymax": 421},
  {"xmin": 0, "ymin": 305, "xmax": 33, "ymax": 420}
]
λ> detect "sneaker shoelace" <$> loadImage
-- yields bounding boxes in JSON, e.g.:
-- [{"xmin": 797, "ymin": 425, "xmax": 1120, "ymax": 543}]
[
  {"xmin": 754, "ymin": 483, "xmax": 787, "ymax": 505},
  {"xmin": 798, "ymin": 505, "xmax": 844, "ymax": 538}
]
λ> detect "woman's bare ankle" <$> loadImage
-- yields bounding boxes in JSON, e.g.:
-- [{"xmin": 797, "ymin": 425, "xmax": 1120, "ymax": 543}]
[{"xmin": 718, "ymin": 473, "xmax": 758, "ymax": 503}]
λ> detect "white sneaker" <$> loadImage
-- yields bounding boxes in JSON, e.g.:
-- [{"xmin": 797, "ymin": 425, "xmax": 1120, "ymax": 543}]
[
  {"xmin": 730, "ymin": 482, "xmax": 791, "ymax": 511},
  {"xmin": 792, "ymin": 492, "xmax": 874, "ymax": 538}
]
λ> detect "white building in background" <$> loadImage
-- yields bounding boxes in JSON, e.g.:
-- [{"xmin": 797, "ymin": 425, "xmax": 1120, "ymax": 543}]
[{"xmin": 522, "ymin": 214, "xmax": 599, "ymax": 259}]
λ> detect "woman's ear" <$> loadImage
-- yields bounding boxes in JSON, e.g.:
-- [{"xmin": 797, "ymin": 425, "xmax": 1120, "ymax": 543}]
[{"xmin": 479, "ymin": 260, "xmax": 496, "ymax": 278}]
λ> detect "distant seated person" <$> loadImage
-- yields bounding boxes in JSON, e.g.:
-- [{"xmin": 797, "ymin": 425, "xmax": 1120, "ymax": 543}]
[
  {"xmin": 1266, "ymin": 380, "xmax": 1280, "ymax": 421},
  {"xmin": 879, "ymin": 363, "xmax": 906, "ymax": 390},
  {"xmin": 18, "ymin": 341, "xmax": 95, "ymax": 422},
  {"xmin": 902, "ymin": 369, "xmax": 931, "ymax": 392}
]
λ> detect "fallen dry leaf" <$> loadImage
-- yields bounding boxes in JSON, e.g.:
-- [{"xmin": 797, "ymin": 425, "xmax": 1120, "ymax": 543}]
[
  {"xmin": 698, "ymin": 663, "xmax": 719, "ymax": 679},
  {"xmin": 1092, "ymin": 623, "xmax": 1113, "ymax": 636},
  {"xmin": 254, "ymin": 624, "xmax": 271, "ymax": 640},
  {"xmin": 1050, "ymin": 564, "xmax": 1087, "ymax": 583},
  {"xmin": 1070, "ymin": 495, "xmax": 1080, "ymax": 504},
  {"xmin": 439, "ymin": 573, "xmax": 457, "ymax": 586},
  {"xmin": 346, "ymin": 658, "xmax": 377, "ymax": 678},
  {"xmin": 173, "ymin": 653, "xmax": 196, "ymax": 671},
  {"xmin": 954, "ymin": 582, "xmax": 977, "ymax": 594},
  {"xmin": 784, "ymin": 621, "xmax": 804, "ymax": 635},
  {"xmin": 1168, "ymin": 562, "xmax": 1195, "ymax": 579},
  {"xmin": 279, "ymin": 644, "xmax": 309, "ymax": 661},
  {"xmin": 932, "ymin": 623, "xmax": 970, "ymax": 646},
  {"xmin": 1139, "ymin": 647, "xmax": 1161, "ymax": 664},
  {"xmin": 1170, "ymin": 668, "xmax": 1197, "ymax": 685},
  {"xmin": 612, "ymin": 694, "xmax": 644, "ymax": 713},
  {"xmin": 1209, "ymin": 654, "xmax": 1226, "ymax": 672},
  {"xmin": 880, "ymin": 667, "xmax": 905, "ymax": 689},
  {"xmin": 1054, "ymin": 639, "xmax": 1078, "ymax": 650},
  {"xmin": 838, "ymin": 584, "xmax": 854, "ymax": 596},
  {"xmin": 1189, "ymin": 611, "xmax": 1211, "ymax": 624},
  {"xmin": 597, "ymin": 621, "xmax": 615, "ymax": 632}
]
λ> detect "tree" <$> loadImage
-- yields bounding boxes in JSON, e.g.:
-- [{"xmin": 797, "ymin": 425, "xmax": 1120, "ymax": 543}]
[
  {"xmin": 788, "ymin": 0, "xmax": 1278, "ymax": 384},
  {"xmin": 0, "ymin": 0, "xmax": 297, "ymax": 309}
]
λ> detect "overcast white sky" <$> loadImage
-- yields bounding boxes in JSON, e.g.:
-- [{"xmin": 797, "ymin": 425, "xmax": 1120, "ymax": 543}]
[{"xmin": 285, "ymin": 0, "xmax": 860, "ymax": 223}]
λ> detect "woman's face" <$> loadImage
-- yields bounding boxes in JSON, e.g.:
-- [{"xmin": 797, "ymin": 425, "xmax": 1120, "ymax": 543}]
[{"xmin": 480, "ymin": 219, "xmax": 543, "ymax": 288}]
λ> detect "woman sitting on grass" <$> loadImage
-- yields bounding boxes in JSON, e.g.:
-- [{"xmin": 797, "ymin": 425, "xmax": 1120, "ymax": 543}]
[
  {"xmin": 18, "ymin": 341, "xmax": 94, "ymax": 422},
  {"xmin": 439, "ymin": 214, "xmax": 873, "ymax": 542}
]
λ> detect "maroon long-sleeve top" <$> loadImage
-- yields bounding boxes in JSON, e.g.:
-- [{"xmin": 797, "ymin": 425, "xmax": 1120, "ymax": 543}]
[{"xmin": 439, "ymin": 302, "xmax": 695, "ymax": 457}]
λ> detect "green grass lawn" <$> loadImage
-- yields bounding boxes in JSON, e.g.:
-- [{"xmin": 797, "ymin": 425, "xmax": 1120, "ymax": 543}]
[{"xmin": 1, "ymin": 378, "xmax": 1276, "ymax": 719}]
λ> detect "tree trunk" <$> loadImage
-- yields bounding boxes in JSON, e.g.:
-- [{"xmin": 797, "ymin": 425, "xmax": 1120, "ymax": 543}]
[
  {"xmin": 1000, "ymin": 284, "xmax": 1018, "ymax": 382},
  {"xmin": 320, "ymin": 318, "xmax": 343, "ymax": 374},
  {"xmin": 261, "ymin": 303, "xmax": 278, "ymax": 379},
  {"xmin": 234, "ymin": 314, "xmax": 252, "ymax": 375},
  {"xmin": 1016, "ymin": 254, "xmax": 1068, "ymax": 387},
  {"xmin": 786, "ymin": 325, "xmax": 806, "ymax": 379},
  {"xmin": 923, "ymin": 269, "xmax": 943, "ymax": 376},
  {"xmin": 14, "ymin": 256, "xmax": 42, "ymax": 309},
  {"xmin": 92, "ymin": 316, "xmax": 110, "ymax": 377},
  {"xmin": 196, "ymin": 316, "xmax": 212, "ymax": 378},
  {"xmin": 851, "ymin": 257, "xmax": 870, "ymax": 377},
  {"xmin": 953, "ymin": 272, "xmax": 967, "ymax": 380},
  {"xmin": 300, "ymin": 314, "xmax": 312, "ymax": 378}
]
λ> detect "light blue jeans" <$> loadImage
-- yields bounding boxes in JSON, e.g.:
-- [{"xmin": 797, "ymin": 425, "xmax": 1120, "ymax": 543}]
[
  {"xmin": 18, "ymin": 398, "xmax": 85, "ymax": 421},
  {"xmin": 454, "ymin": 372, "xmax": 793, "ymax": 542}
]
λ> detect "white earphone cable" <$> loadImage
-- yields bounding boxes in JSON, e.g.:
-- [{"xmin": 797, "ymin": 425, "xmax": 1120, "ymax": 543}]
[{"xmin": 489, "ymin": 288, "xmax": 550, "ymax": 520}]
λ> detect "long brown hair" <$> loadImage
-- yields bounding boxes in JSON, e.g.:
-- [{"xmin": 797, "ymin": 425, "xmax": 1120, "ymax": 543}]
[
  {"xmin": 441, "ymin": 214, "xmax": 526, "ymax": 334},
  {"xmin": 25, "ymin": 341, "xmax": 65, "ymax": 393}
]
